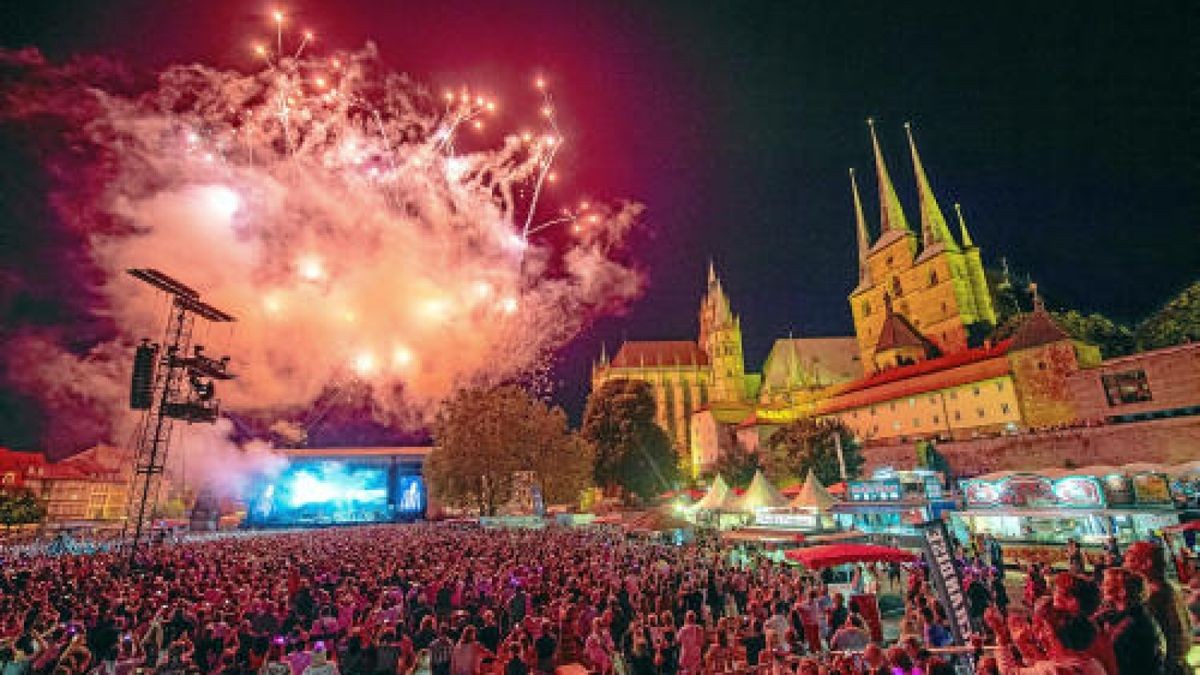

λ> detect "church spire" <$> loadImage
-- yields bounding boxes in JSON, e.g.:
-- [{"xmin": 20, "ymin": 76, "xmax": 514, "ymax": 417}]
[
  {"xmin": 954, "ymin": 202, "xmax": 975, "ymax": 248},
  {"xmin": 850, "ymin": 168, "xmax": 871, "ymax": 286},
  {"xmin": 904, "ymin": 122, "xmax": 959, "ymax": 252},
  {"xmin": 868, "ymin": 118, "xmax": 912, "ymax": 236}
]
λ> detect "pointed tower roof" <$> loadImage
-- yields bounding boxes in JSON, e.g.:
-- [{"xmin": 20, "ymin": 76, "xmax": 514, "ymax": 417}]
[
  {"xmin": 1009, "ymin": 282, "xmax": 1071, "ymax": 350},
  {"xmin": 850, "ymin": 168, "xmax": 872, "ymax": 291},
  {"xmin": 598, "ymin": 342, "xmax": 609, "ymax": 366},
  {"xmin": 708, "ymin": 258, "xmax": 717, "ymax": 285},
  {"xmin": 874, "ymin": 295, "xmax": 937, "ymax": 354},
  {"xmin": 954, "ymin": 203, "xmax": 976, "ymax": 249},
  {"xmin": 734, "ymin": 470, "xmax": 790, "ymax": 511},
  {"xmin": 790, "ymin": 470, "xmax": 835, "ymax": 511},
  {"xmin": 905, "ymin": 123, "xmax": 960, "ymax": 261},
  {"xmin": 867, "ymin": 118, "xmax": 913, "ymax": 252}
]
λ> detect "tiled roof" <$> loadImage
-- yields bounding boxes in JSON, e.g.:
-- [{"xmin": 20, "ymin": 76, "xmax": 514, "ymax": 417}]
[
  {"xmin": 1009, "ymin": 309, "xmax": 1071, "ymax": 350},
  {"xmin": 818, "ymin": 340, "xmax": 1013, "ymax": 413},
  {"xmin": 609, "ymin": 341, "xmax": 709, "ymax": 368},
  {"xmin": 761, "ymin": 337, "xmax": 863, "ymax": 391},
  {"xmin": 874, "ymin": 311, "xmax": 934, "ymax": 353}
]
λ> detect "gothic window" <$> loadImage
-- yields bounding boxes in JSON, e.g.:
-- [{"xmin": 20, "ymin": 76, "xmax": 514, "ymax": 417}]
[
  {"xmin": 929, "ymin": 270, "xmax": 938, "ymax": 287},
  {"xmin": 891, "ymin": 277, "xmax": 902, "ymax": 297},
  {"xmin": 954, "ymin": 410, "xmax": 962, "ymax": 421},
  {"xmin": 862, "ymin": 300, "xmax": 872, "ymax": 317},
  {"xmin": 1001, "ymin": 403, "xmax": 1011, "ymax": 415},
  {"xmin": 976, "ymin": 408, "xmax": 985, "ymax": 418}
]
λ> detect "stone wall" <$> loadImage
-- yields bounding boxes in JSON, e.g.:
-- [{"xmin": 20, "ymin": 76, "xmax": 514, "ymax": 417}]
[{"xmin": 862, "ymin": 415, "xmax": 1200, "ymax": 476}]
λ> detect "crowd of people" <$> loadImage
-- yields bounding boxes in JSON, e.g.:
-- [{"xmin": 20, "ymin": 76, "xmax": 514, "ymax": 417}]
[{"xmin": 0, "ymin": 524, "xmax": 1195, "ymax": 675}]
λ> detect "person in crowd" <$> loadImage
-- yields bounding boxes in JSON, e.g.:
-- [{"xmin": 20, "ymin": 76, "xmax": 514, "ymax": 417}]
[
  {"xmin": 829, "ymin": 614, "xmax": 870, "ymax": 653},
  {"xmin": 984, "ymin": 605, "xmax": 1105, "ymax": 675},
  {"xmin": 1050, "ymin": 572, "xmax": 1116, "ymax": 675},
  {"xmin": 1125, "ymin": 541, "xmax": 1192, "ymax": 675},
  {"xmin": 1097, "ymin": 567, "xmax": 1166, "ymax": 675}
]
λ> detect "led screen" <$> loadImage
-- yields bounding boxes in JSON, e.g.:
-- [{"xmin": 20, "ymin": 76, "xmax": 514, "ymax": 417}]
[{"xmin": 251, "ymin": 461, "xmax": 390, "ymax": 525}]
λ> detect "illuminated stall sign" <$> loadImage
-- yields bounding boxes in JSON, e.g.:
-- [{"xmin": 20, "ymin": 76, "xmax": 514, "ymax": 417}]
[
  {"xmin": 1132, "ymin": 473, "xmax": 1172, "ymax": 505},
  {"xmin": 963, "ymin": 474, "xmax": 1105, "ymax": 509},
  {"xmin": 754, "ymin": 511, "xmax": 818, "ymax": 529},
  {"xmin": 1103, "ymin": 474, "xmax": 1134, "ymax": 505},
  {"xmin": 848, "ymin": 479, "xmax": 902, "ymax": 502}
]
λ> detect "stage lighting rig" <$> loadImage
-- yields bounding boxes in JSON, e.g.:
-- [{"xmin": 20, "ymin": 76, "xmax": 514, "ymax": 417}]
[{"xmin": 122, "ymin": 268, "xmax": 237, "ymax": 560}]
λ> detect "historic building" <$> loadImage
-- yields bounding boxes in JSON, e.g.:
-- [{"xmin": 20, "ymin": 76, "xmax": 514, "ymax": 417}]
[
  {"xmin": 591, "ymin": 264, "xmax": 760, "ymax": 476},
  {"xmin": 593, "ymin": 122, "xmax": 1200, "ymax": 477},
  {"xmin": 849, "ymin": 121, "xmax": 995, "ymax": 372},
  {"xmin": 0, "ymin": 445, "xmax": 135, "ymax": 526}
]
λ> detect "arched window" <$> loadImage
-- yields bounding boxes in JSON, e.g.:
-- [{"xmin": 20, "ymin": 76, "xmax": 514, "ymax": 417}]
[
  {"xmin": 891, "ymin": 277, "xmax": 902, "ymax": 297},
  {"xmin": 862, "ymin": 300, "xmax": 872, "ymax": 317},
  {"xmin": 929, "ymin": 270, "xmax": 939, "ymax": 287}
]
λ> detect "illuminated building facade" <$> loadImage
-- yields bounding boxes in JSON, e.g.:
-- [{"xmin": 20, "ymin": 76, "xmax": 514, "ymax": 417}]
[
  {"xmin": 0, "ymin": 445, "xmax": 135, "ymax": 526},
  {"xmin": 594, "ymin": 123, "xmax": 1200, "ymax": 476}
]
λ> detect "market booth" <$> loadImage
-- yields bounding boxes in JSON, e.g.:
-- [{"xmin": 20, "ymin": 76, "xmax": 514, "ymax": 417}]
[
  {"xmin": 950, "ymin": 465, "xmax": 1181, "ymax": 568},
  {"xmin": 832, "ymin": 468, "xmax": 956, "ymax": 536}
]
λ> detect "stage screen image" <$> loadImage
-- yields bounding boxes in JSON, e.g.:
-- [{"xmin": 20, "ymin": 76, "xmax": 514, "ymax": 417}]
[
  {"xmin": 250, "ymin": 460, "xmax": 394, "ymax": 525},
  {"xmin": 396, "ymin": 475, "xmax": 426, "ymax": 516}
]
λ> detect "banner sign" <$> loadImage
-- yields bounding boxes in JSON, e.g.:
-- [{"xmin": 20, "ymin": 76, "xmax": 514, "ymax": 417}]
[{"xmin": 920, "ymin": 520, "xmax": 971, "ymax": 645}]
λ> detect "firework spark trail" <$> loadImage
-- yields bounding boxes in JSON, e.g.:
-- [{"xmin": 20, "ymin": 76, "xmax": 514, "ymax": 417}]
[{"xmin": 0, "ymin": 38, "xmax": 644, "ymax": 447}]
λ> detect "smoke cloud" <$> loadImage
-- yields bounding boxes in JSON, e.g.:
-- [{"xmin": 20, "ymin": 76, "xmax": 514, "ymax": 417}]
[{"xmin": 0, "ymin": 43, "xmax": 644, "ymax": 465}]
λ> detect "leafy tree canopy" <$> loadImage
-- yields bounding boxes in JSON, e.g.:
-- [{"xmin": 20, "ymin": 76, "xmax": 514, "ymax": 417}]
[
  {"xmin": 581, "ymin": 378, "xmax": 679, "ymax": 501},
  {"xmin": 427, "ymin": 385, "xmax": 594, "ymax": 515},
  {"xmin": 0, "ymin": 490, "xmax": 46, "ymax": 528},
  {"xmin": 1136, "ymin": 281, "xmax": 1200, "ymax": 351},
  {"xmin": 764, "ymin": 417, "xmax": 862, "ymax": 487},
  {"xmin": 711, "ymin": 442, "xmax": 762, "ymax": 489}
]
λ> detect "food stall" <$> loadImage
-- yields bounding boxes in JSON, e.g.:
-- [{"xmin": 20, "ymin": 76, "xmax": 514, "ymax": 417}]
[
  {"xmin": 949, "ymin": 465, "xmax": 1180, "ymax": 568},
  {"xmin": 831, "ymin": 468, "xmax": 957, "ymax": 535}
]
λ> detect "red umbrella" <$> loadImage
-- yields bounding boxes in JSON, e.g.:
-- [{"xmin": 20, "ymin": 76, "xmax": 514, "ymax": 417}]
[
  {"xmin": 1166, "ymin": 520, "xmax": 1200, "ymax": 532},
  {"xmin": 785, "ymin": 543, "xmax": 919, "ymax": 569}
]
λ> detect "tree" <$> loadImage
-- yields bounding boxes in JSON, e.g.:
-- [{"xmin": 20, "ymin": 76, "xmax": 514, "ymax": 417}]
[
  {"xmin": 1136, "ymin": 281, "xmax": 1200, "ymax": 350},
  {"xmin": 995, "ymin": 309, "xmax": 1135, "ymax": 358},
  {"xmin": 915, "ymin": 439, "xmax": 949, "ymax": 474},
  {"xmin": 764, "ymin": 417, "xmax": 863, "ymax": 486},
  {"xmin": 427, "ymin": 385, "xmax": 594, "ymax": 515},
  {"xmin": 0, "ymin": 490, "xmax": 46, "ymax": 529},
  {"xmin": 581, "ymin": 378, "xmax": 680, "ymax": 501},
  {"xmin": 711, "ymin": 442, "xmax": 762, "ymax": 489}
]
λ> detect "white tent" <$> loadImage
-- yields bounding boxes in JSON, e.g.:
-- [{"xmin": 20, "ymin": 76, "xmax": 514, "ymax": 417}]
[
  {"xmin": 734, "ymin": 470, "xmax": 790, "ymax": 511},
  {"xmin": 692, "ymin": 474, "xmax": 737, "ymax": 511},
  {"xmin": 790, "ymin": 470, "xmax": 835, "ymax": 511}
]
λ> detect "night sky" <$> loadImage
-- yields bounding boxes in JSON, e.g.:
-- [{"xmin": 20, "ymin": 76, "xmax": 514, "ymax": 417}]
[{"xmin": 1, "ymin": 1, "xmax": 1196, "ymax": 429}]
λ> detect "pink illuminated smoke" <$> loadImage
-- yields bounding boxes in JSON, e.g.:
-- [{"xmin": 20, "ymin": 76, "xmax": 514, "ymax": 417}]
[{"xmin": 0, "ymin": 43, "xmax": 644, "ymax": 435}]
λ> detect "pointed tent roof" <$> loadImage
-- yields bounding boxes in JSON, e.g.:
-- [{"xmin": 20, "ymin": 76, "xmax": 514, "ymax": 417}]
[
  {"xmin": 734, "ymin": 470, "xmax": 790, "ymax": 511},
  {"xmin": 790, "ymin": 470, "xmax": 835, "ymax": 511},
  {"xmin": 692, "ymin": 474, "xmax": 736, "ymax": 511},
  {"xmin": 867, "ymin": 118, "xmax": 914, "ymax": 252},
  {"xmin": 905, "ymin": 123, "xmax": 960, "ymax": 261},
  {"xmin": 850, "ymin": 168, "xmax": 872, "ymax": 291},
  {"xmin": 874, "ymin": 296, "xmax": 937, "ymax": 355}
]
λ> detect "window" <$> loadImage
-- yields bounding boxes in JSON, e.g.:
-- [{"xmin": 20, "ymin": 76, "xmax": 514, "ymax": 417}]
[
  {"xmin": 892, "ymin": 277, "xmax": 902, "ymax": 297},
  {"xmin": 908, "ymin": 398, "xmax": 916, "ymax": 407},
  {"xmin": 892, "ymin": 420, "xmax": 902, "ymax": 430},
  {"xmin": 928, "ymin": 396, "xmax": 937, "ymax": 405},
  {"xmin": 1038, "ymin": 361, "xmax": 1047, "ymax": 371},
  {"xmin": 976, "ymin": 408, "xmax": 986, "ymax": 418},
  {"xmin": 954, "ymin": 411, "xmax": 962, "ymax": 421},
  {"xmin": 870, "ymin": 406, "xmax": 877, "ymax": 416},
  {"xmin": 1001, "ymin": 403, "xmax": 1011, "ymax": 415},
  {"xmin": 1102, "ymin": 370, "xmax": 1153, "ymax": 406},
  {"xmin": 949, "ymin": 391, "xmax": 957, "ymax": 401},
  {"xmin": 973, "ymin": 387, "xmax": 981, "ymax": 396},
  {"xmin": 862, "ymin": 300, "xmax": 872, "ymax": 317},
  {"xmin": 932, "ymin": 415, "xmax": 940, "ymax": 424},
  {"xmin": 889, "ymin": 402, "xmax": 896, "ymax": 411},
  {"xmin": 929, "ymin": 270, "xmax": 939, "ymax": 287},
  {"xmin": 913, "ymin": 418, "xmax": 920, "ymax": 427}
]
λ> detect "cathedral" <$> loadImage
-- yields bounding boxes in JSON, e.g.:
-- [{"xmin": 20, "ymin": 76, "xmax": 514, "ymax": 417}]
[{"xmin": 592, "ymin": 122, "xmax": 1101, "ymax": 478}]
